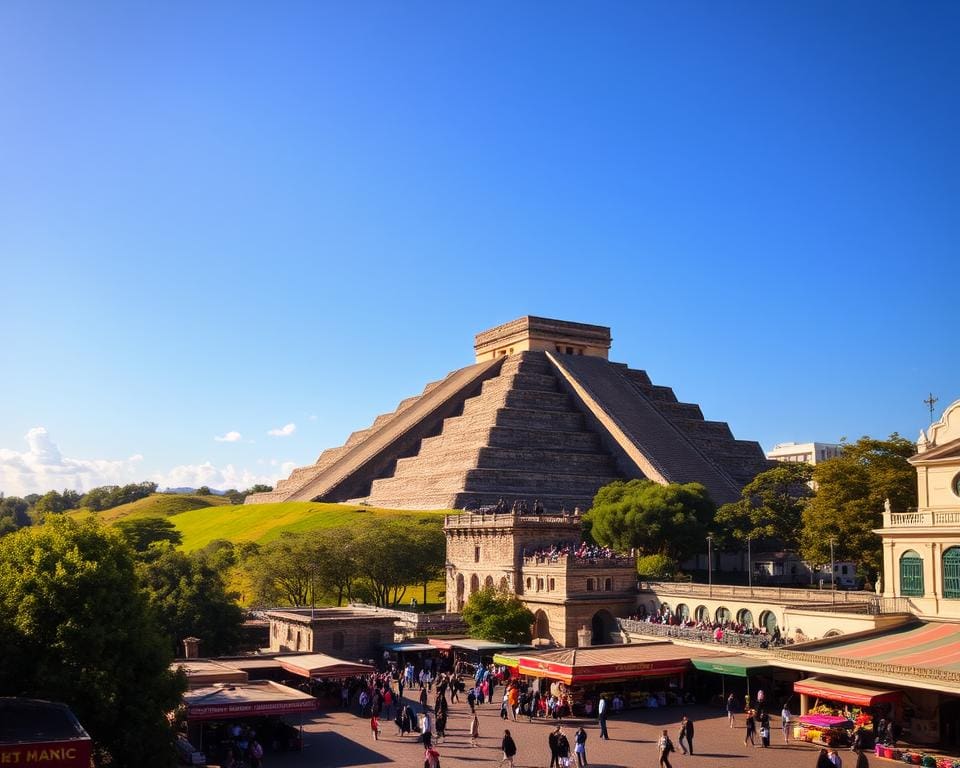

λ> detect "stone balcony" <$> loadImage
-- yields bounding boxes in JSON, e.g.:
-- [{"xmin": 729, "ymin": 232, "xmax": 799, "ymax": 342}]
[
  {"xmin": 443, "ymin": 511, "xmax": 583, "ymax": 530},
  {"xmin": 882, "ymin": 509, "xmax": 960, "ymax": 528},
  {"xmin": 522, "ymin": 554, "xmax": 636, "ymax": 570}
]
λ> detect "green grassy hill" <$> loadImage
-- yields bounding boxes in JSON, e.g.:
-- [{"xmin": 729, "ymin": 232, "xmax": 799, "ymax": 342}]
[
  {"xmin": 69, "ymin": 492, "xmax": 233, "ymax": 523},
  {"xmin": 172, "ymin": 500, "xmax": 450, "ymax": 551}
]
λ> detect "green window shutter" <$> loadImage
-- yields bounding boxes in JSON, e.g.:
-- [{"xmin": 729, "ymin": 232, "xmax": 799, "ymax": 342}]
[
  {"xmin": 899, "ymin": 552, "xmax": 924, "ymax": 597},
  {"xmin": 944, "ymin": 548, "xmax": 960, "ymax": 599}
]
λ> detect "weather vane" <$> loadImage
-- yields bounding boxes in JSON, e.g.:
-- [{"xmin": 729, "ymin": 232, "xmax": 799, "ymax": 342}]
[{"xmin": 924, "ymin": 392, "xmax": 938, "ymax": 421}]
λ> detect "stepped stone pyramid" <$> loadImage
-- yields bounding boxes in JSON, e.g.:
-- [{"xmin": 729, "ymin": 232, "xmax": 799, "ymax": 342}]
[{"xmin": 247, "ymin": 317, "xmax": 770, "ymax": 509}]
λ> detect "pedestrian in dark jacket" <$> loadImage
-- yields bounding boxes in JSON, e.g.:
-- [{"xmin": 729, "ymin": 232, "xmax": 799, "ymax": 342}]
[
  {"xmin": 678, "ymin": 715, "xmax": 694, "ymax": 755},
  {"xmin": 499, "ymin": 729, "xmax": 517, "ymax": 768}
]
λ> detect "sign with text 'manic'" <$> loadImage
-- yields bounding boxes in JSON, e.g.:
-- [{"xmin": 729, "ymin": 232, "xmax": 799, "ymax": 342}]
[{"xmin": 0, "ymin": 739, "xmax": 92, "ymax": 767}]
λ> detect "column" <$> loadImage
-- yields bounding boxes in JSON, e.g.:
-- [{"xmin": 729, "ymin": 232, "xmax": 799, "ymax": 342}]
[{"xmin": 800, "ymin": 693, "xmax": 809, "ymax": 715}]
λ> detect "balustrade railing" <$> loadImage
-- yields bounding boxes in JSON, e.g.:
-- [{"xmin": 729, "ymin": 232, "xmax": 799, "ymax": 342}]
[
  {"xmin": 884, "ymin": 509, "xmax": 960, "ymax": 527},
  {"xmin": 639, "ymin": 581, "xmax": 873, "ymax": 605},
  {"xmin": 617, "ymin": 618, "xmax": 782, "ymax": 649}
]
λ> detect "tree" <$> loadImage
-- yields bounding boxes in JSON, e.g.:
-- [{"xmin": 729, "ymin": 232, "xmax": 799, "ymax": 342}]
[
  {"xmin": 354, "ymin": 519, "xmax": 445, "ymax": 607},
  {"xmin": 462, "ymin": 587, "xmax": 534, "ymax": 643},
  {"xmin": 0, "ymin": 517, "xmax": 184, "ymax": 767},
  {"xmin": 585, "ymin": 480, "xmax": 715, "ymax": 561},
  {"xmin": 313, "ymin": 529, "xmax": 359, "ymax": 606},
  {"xmin": 636, "ymin": 553, "xmax": 678, "ymax": 578},
  {"xmin": 115, "ymin": 517, "xmax": 183, "ymax": 554},
  {"xmin": 801, "ymin": 434, "xmax": 916, "ymax": 578},
  {"xmin": 138, "ymin": 545, "xmax": 244, "ymax": 656},
  {"xmin": 715, "ymin": 462, "xmax": 813, "ymax": 551},
  {"xmin": 0, "ymin": 496, "xmax": 31, "ymax": 536},
  {"xmin": 246, "ymin": 534, "xmax": 322, "ymax": 607},
  {"xmin": 33, "ymin": 489, "xmax": 81, "ymax": 517}
]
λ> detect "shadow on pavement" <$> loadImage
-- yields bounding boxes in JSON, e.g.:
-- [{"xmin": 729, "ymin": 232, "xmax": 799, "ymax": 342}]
[{"xmin": 311, "ymin": 732, "xmax": 391, "ymax": 766}]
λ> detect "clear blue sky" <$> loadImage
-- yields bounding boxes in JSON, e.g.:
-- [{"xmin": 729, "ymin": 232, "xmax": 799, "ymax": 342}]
[{"xmin": 1, "ymin": 1, "xmax": 957, "ymax": 495}]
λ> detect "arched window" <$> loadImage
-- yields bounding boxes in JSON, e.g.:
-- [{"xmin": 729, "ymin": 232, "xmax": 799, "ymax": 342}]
[
  {"xmin": 715, "ymin": 606, "xmax": 731, "ymax": 624},
  {"xmin": 470, "ymin": 574, "xmax": 480, "ymax": 594},
  {"xmin": 604, "ymin": 577, "xmax": 612, "ymax": 591},
  {"xmin": 526, "ymin": 577, "xmax": 532, "ymax": 589},
  {"xmin": 485, "ymin": 575, "xmax": 494, "ymax": 589},
  {"xmin": 659, "ymin": 602, "xmax": 671, "ymax": 616},
  {"xmin": 899, "ymin": 550, "xmax": 924, "ymax": 596},
  {"xmin": 944, "ymin": 547, "xmax": 960, "ymax": 599},
  {"xmin": 676, "ymin": 604, "xmax": 690, "ymax": 622},
  {"xmin": 694, "ymin": 605, "xmax": 709, "ymax": 623},
  {"xmin": 499, "ymin": 576, "xmax": 509, "ymax": 592},
  {"xmin": 549, "ymin": 578, "xmax": 556, "ymax": 591},
  {"xmin": 737, "ymin": 609, "xmax": 754, "ymax": 629},
  {"xmin": 759, "ymin": 610, "xmax": 778, "ymax": 635},
  {"xmin": 586, "ymin": 578, "xmax": 594, "ymax": 591}
]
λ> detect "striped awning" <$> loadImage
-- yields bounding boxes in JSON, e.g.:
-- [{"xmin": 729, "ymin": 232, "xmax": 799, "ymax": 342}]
[
  {"xmin": 804, "ymin": 622, "xmax": 960, "ymax": 674},
  {"xmin": 794, "ymin": 677, "xmax": 900, "ymax": 707}
]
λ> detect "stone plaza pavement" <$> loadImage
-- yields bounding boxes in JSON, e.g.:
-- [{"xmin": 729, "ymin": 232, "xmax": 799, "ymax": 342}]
[{"xmin": 262, "ymin": 692, "xmax": 839, "ymax": 768}]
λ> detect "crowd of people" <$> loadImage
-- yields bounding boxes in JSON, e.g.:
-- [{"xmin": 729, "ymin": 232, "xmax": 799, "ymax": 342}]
[
  {"xmin": 627, "ymin": 609, "xmax": 786, "ymax": 646},
  {"xmin": 523, "ymin": 540, "xmax": 626, "ymax": 563}
]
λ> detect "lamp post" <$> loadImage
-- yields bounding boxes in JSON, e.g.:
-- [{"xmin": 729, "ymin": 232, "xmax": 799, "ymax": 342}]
[
  {"xmin": 829, "ymin": 537, "xmax": 836, "ymax": 601},
  {"xmin": 707, "ymin": 534, "xmax": 714, "ymax": 597}
]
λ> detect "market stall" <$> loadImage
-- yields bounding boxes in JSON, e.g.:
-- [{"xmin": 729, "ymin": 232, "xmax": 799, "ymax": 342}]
[{"xmin": 792, "ymin": 676, "xmax": 901, "ymax": 750}]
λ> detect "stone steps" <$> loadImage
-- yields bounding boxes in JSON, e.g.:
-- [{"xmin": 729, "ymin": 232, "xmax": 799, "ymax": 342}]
[
  {"xmin": 370, "ymin": 467, "xmax": 617, "ymax": 497},
  {"xmin": 392, "ymin": 445, "xmax": 616, "ymax": 476}
]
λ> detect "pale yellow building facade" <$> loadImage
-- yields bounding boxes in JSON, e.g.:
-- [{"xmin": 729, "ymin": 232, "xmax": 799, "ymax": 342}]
[{"xmin": 876, "ymin": 398, "xmax": 960, "ymax": 621}]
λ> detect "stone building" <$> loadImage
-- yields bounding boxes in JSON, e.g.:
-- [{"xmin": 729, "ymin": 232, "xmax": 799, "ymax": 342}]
[
  {"xmin": 876, "ymin": 397, "xmax": 960, "ymax": 620},
  {"xmin": 444, "ymin": 510, "xmax": 637, "ymax": 647},
  {"xmin": 249, "ymin": 316, "xmax": 770, "ymax": 510},
  {"xmin": 264, "ymin": 607, "xmax": 398, "ymax": 659}
]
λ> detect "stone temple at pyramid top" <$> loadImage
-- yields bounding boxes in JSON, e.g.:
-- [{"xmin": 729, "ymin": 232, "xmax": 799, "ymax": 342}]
[
  {"xmin": 246, "ymin": 316, "xmax": 771, "ymax": 510},
  {"xmin": 474, "ymin": 316, "xmax": 612, "ymax": 362}
]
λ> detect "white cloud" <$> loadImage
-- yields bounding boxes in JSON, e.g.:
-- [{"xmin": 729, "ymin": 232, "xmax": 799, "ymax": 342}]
[
  {"xmin": 0, "ymin": 427, "xmax": 144, "ymax": 496},
  {"xmin": 267, "ymin": 423, "xmax": 296, "ymax": 437},
  {"xmin": 214, "ymin": 431, "xmax": 243, "ymax": 443},
  {"xmin": 152, "ymin": 462, "xmax": 281, "ymax": 492}
]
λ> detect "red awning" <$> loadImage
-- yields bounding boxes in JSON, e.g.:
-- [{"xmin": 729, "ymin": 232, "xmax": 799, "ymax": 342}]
[
  {"xmin": 184, "ymin": 681, "xmax": 318, "ymax": 721},
  {"xmin": 794, "ymin": 677, "xmax": 901, "ymax": 708}
]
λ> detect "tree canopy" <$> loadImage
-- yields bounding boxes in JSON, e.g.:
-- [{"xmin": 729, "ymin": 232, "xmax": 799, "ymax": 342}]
[
  {"xmin": 715, "ymin": 462, "xmax": 813, "ymax": 551},
  {"xmin": 801, "ymin": 434, "xmax": 916, "ymax": 577},
  {"xmin": 115, "ymin": 516, "xmax": 184, "ymax": 554},
  {"xmin": 0, "ymin": 517, "xmax": 184, "ymax": 767},
  {"xmin": 585, "ymin": 479, "xmax": 715, "ymax": 561},
  {"xmin": 461, "ymin": 586, "xmax": 533, "ymax": 643}
]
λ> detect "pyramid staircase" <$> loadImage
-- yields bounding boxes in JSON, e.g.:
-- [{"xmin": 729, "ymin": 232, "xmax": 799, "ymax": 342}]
[{"xmin": 363, "ymin": 352, "xmax": 622, "ymax": 510}]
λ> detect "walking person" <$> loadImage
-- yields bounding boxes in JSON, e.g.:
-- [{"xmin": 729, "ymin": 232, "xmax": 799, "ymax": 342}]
[
  {"xmin": 760, "ymin": 710, "xmax": 771, "ymax": 748},
  {"xmin": 420, "ymin": 711, "xmax": 433, "ymax": 749},
  {"xmin": 435, "ymin": 708, "xmax": 447, "ymax": 744},
  {"xmin": 469, "ymin": 713, "xmax": 480, "ymax": 747},
  {"xmin": 744, "ymin": 709, "xmax": 757, "ymax": 747},
  {"xmin": 574, "ymin": 726, "xmax": 588, "ymax": 768},
  {"xmin": 657, "ymin": 729, "xmax": 675, "ymax": 768},
  {"xmin": 499, "ymin": 729, "xmax": 517, "ymax": 768},
  {"xmin": 781, "ymin": 703, "xmax": 792, "ymax": 743},
  {"xmin": 597, "ymin": 695, "xmax": 609, "ymax": 740},
  {"xmin": 727, "ymin": 692, "xmax": 737, "ymax": 728},
  {"xmin": 556, "ymin": 728, "xmax": 571, "ymax": 768},
  {"xmin": 678, "ymin": 715, "xmax": 694, "ymax": 755},
  {"xmin": 548, "ymin": 726, "xmax": 561, "ymax": 768},
  {"xmin": 370, "ymin": 714, "xmax": 380, "ymax": 741},
  {"xmin": 419, "ymin": 686, "xmax": 428, "ymax": 712}
]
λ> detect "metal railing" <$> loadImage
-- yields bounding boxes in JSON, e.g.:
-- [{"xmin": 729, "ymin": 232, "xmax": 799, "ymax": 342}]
[
  {"xmin": 618, "ymin": 618, "xmax": 782, "ymax": 649},
  {"xmin": 884, "ymin": 509, "xmax": 960, "ymax": 528}
]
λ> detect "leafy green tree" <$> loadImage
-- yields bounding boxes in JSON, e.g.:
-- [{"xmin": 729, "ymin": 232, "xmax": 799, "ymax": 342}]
[
  {"xmin": 801, "ymin": 434, "xmax": 916, "ymax": 578},
  {"xmin": 354, "ymin": 519, "xmax": 445, "ymax": 607},
  {"xmin": 33, "ymin": 489, "xmax": 81, "ymax": 516},
  {"xmin": 246, "ymin": 534, "xmax": 322, "ymax": 606},
  {"xmin": 636, "ymin": 553, "xmax": 678, "ymax": 578},
  {"xmin": 138, "ymin": 545, "xmax": 244, "ymax": 656},
  {"xmin": 715, "ymin": 462, "xmax": 813, "ymax": 551},
  {"xmin": 115, "ymin": 517, "xmax": 183, "ymax": 555},
  {"xmin": 462, "ymin": 586, "xmax": 533, "ymax": 643},
  {"xmin": 313, "ymin": 528, "xmax": 359, "ymax": 606},
  {"xmin": 0, "ymin": 496, "xmax": 31, "ymax": 536},
  {"xmin": 585, "ymin": 480, "xmax": 715, "ymax": 561},
  {"xmin": 0, "ymin": 517, "xmax": 184, "ymax": 767}
]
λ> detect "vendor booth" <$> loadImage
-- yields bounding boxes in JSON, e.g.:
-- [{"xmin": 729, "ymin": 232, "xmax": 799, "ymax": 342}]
[
  {"xmin": 791, "ymin": 676, "xmax": 901, "ymax": 750},
  {"xmin": 428, "ymin": 637, "xmax": 530, "ymax": 674},
  {"xmin": 278, "ymin": 653, "xmax": 376, "ymax": 707},
  {"xmin": 182, "ymin": 680, "xmax": 319, "ymax": 761},
  {"xmin": 381, "ymin": 641, "xmax": 438, "ymax": 673}
]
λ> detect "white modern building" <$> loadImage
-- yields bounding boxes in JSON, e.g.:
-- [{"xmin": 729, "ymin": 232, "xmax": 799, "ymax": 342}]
[{"xmin": 767, "ymin": 441, "xmax": 844, "ymax": 464}]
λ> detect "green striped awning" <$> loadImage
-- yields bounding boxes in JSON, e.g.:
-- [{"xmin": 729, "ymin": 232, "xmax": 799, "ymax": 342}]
[{"xmin": 691, "ymin": 655, "xmax": 773, "ymax": 677}]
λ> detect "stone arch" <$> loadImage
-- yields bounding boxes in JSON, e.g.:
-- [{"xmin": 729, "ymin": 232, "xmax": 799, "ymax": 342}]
[
  {"xmin": 715, "ymin": 606, "xmax": 731, "ymax": 624},
  {"xmin": 604, "ymin": 577, "xmax": 613, "ymax": 591},
  {"xmin": 591, "ymin": 609, "xmax": 617, "ymax": 645},
  {"xmin": 759, "ymin": 610, "xmax": 778, "ymax": 635},
  {"xmin": 676, "ymin": 603, "xmax": 690, "ymax": 622},
  {"xmin": 659, "ymin": 601, "xmax": 671, "ymax": 618},
  {"xmin": 470, "ymin": 574, "xmax": 480, "ymax": 594},
  {"xmin": 456, "ymin": 574, "xmax": 465, "ymax": 609},
  {"xmin": 694, "ymin": 605, "xmax": 709, "ymax": 623},
  {"xmin": 499, "ymin": 576, "xmax": 509, "ymax": 592},
  {"xmin": 484, "ymin": 575, "xmax": 495, "ymax": 589},
  {"xmin": 824, "ymin": 629, "xmax": 843, "ymax": 638},
  {"xmin": 737, "ymin": 608, "xmax": 754, "ymax": 629},
  {"xmin": 534, "ymin": 610, "xmax": 551, "ymax": 642},
  {"xmin": 586, "ymin": 577, "xmax": 594, "ymax": 591}
]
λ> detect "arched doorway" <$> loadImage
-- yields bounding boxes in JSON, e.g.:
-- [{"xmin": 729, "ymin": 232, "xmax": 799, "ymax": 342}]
[
  {"xmin": 591, "ymin": 609, "xmax": 617, "ymax": 645},
  {"xmin": 534, "ymin": 610, "xmax": 551, "ymax": 644},
  {"xmin": 470, "ymin": 574, "xmax": 480, "ymax": 594},
  {"xmin": 484, "ymin": 575, "xmax": 494, "ymax": 589},
  {"xmin": 715, "ymin": 606, "xmax": 731, "ymax": 624},
  {"xmin": 456, "ymin": 574, "xmax": 465, "ymax": 610},
  {"xmin": 737, "ymin": 608, "xmax": 754, "ymax": 629},
  {"xmin": 694, "ymin": 605, "xmax": 709, "ymax": 623},
  {"xmin": 676, "ymin": 603, "xmax": 690, "ymax": 622},
  {"xmin": 499, "ymin": 576, "xmax": 509, "ymax": 592}
]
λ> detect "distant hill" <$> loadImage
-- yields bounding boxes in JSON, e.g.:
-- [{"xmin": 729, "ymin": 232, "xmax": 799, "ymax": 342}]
[
  {"xmin": 161, "ymin": 487, "xmax": 228, "ymax": 495},
  {"xmin": 69, "ymin": 493, "xmax": 451, "ymax": 550},
  {"xmin": 69, "ymin": 492, "xmax": 234, "ymax": 523}
]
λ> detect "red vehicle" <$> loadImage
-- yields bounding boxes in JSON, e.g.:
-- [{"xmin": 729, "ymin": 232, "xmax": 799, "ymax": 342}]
[{"xmin": 0, "ymin": 698, "xmax": 93, "ymax": 768}]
